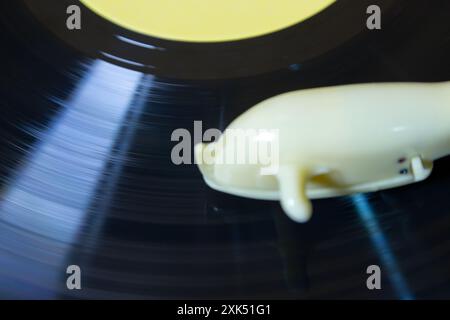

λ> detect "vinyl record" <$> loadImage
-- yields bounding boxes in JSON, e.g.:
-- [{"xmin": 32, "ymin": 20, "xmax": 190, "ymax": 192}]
[
  {"xmin": 21, "ymin": 0, "xmax": 407, "ymax": 79},
  {"xmin": 0, "ymin": 0, "xmax": 450, "ymax": 299}
]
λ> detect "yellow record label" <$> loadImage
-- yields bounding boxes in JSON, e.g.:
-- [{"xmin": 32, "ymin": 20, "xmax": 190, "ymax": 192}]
[{"xmin": 80, "ymin": 0, "xmax": 336, "ymax": 42}]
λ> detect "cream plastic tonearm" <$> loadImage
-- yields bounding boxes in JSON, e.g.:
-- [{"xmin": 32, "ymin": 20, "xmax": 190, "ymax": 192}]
[{"xmin": 195, "ymin": 82, "xmax": 450, "ymax": 222}]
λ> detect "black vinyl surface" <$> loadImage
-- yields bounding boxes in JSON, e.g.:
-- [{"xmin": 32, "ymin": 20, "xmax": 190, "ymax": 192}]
[{"xmin": 0, "ymin": 0, "xmax": 449, "ymax": 299}]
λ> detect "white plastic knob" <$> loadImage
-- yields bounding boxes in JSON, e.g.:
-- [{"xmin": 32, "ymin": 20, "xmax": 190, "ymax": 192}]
[{"xmin": 196, "ymin": 82, "xmax": 450, "ymax": 222}]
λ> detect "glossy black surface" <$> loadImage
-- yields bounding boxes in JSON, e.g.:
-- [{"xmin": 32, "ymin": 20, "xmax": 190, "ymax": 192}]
[
  {"xmin": 23, "ymin": 0, "xmax": 405, "ymax": 80},
  {"xmin": 0, "ymin": 0, "xmax": 450, "ymax": 299}
]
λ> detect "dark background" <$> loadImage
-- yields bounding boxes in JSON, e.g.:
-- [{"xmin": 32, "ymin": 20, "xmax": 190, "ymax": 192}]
[{"xmin": 0, "ymin": 0, "xmax": 449, "ymax": 299}]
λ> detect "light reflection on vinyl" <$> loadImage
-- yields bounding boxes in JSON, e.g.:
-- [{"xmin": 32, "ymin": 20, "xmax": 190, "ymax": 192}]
[
  {"xmin": 0, "ymin": 0, "xmax": 450, "ymax": 299},
  {"xmin": 0, "ymin": 61, "xmax": 144, "ymax": 297}
]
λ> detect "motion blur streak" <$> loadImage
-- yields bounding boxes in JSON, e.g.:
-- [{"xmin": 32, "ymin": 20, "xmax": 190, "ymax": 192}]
[
  {"xmin": 0, "ymin": 60, "xmax": 142, "ymax": 298},
  {"xmin": 352, "ymin": 194, "xmax": 414, "ymax": 300}
]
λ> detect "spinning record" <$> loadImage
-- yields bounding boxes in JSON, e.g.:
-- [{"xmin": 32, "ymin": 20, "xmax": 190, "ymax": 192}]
[
  {"xmin": 0, "ymin": 0, "xmax": 450, "ymax": 300},
  {"xmin": 23, "ymin": 0, "xmax": 406, "ymax": 79}
]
